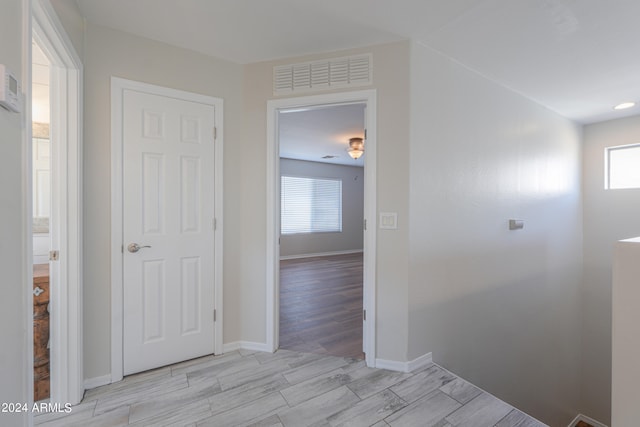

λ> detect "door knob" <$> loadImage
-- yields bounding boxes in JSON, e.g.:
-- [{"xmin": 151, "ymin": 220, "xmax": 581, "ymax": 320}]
[{"xmin": 127, "ymin": 243, "xmax": 151, "ymax": 253}]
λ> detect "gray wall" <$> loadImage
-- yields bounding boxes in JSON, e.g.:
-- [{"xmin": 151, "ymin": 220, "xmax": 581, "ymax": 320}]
[
  {"xmin": 407, "ymin": 42, "xmax": 584, "ymax": 426},
  {"xmin": 581, "ymin": 116, "xmax": 640, "ymax": 425},
  {"xmin": 280, "ymin": 159, "xmax": 364, "ymax": 258},
  {"xmin": 0, "ymin": 0, "xmax": 28, "ymax": 425}
]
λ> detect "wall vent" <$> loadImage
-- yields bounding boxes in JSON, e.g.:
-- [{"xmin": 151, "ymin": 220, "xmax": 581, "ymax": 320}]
[{"xmin": 274, "ymin": 54, "xmax": 372, "ymax": 95}]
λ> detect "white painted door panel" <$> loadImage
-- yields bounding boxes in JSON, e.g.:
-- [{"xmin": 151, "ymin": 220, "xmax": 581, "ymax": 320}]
[{"xmin": 123, "ymin": 89, "xmax": 215, "ymax": 375}]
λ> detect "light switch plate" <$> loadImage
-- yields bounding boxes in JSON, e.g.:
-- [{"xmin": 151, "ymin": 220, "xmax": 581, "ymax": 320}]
[{"xmin": 379, "ymin": 212, "xmax": 398, "ymax": 229}]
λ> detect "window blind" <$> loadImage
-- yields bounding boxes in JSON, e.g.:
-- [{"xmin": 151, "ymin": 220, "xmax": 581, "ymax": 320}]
[{"xmin": 281, "ymin": 176, "xmax": 342, "ymax": 234}]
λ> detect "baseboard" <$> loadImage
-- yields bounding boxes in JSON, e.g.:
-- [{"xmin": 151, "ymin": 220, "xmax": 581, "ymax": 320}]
[
  {"xmin": 222, "ymin": 341, "xmax": 242, "ymax": 352},
  {"xmin": 568, "ymin": 414, "xmax": 608, "ymax": 427},
  {"xmin": 86, "ymin": 342, "xmax": 271, "ymax": 390},
  {"xmin": 406, "ymin": 352, "xmax": 433, "ymax": 372},
  {"xmin": 223, "ymin": 341, "xmax": 272, "ymax": 353},
  {"xmin": 84, "ymin": 374, "xmax": 111, "ymax": 390},
  {"xmin": 376, "ymin": 352, "xmax": 433, "ymax": 373},
  {"xmin": 280, "ymin": 249, "xmax": 363, "ymax": 261},
  {"xmin": 375, "ymin": 358, "xmax": 407, "ymax": 372}
]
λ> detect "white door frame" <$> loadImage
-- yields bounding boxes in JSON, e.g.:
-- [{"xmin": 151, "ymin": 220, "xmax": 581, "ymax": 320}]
[
  {"xmin": 111, "ymin": 78, "xmax": 224, "ymax": 383},
  {"xmin": 266, "ymin": 90, "xmax": 377, "ymax": 367},
  {"xmin": 32, "ymin": 0, "xmax": 84, "ymax": 406}
]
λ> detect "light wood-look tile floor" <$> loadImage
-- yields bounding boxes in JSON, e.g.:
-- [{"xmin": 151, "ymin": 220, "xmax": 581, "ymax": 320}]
[{"xmin": 35, "ymin": 349, "xmax": 548, "ymax": 427}]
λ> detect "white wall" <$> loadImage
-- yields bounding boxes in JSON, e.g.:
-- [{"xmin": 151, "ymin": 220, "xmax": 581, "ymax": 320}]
[
  {"xmin": 407, "ymin": 42, "xmax": 584, "ymax": 426},
  {"xmin": 63, "ymin": 19, "xmax": 607, "ymax": 424},
  {"xmin": 244, "ymin": 41, "xmax": 411, "ymax": 360},
  {"xmin": 581, "ymin": 115, "xmax": 640, "ymax": 425},
  {"xmin": 611, "ymin": 237, "xmax": 640, "ymax": 427},
  {"xmin": 0, "ymin": 0, "xmax": 29, "ymax": 426},
  {"xmin": 280, "ymin": 159, "xmax": 364, "ymax": 258},
  {"xmin": 82, "ymin": 24, "xmax": 244, "ymax": 380}
]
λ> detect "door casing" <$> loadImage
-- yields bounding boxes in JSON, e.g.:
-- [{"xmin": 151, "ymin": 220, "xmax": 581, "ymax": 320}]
[
  {"xmin": 32, "ymin": 0, "xmax": 84, "ymax": 406},
  {"xmin": 266, "ymin": 90, "xmax": 377, "ymax": 367},
  {"xmin": 111, "ymin": 78, "xmax": 224, "ymax": 383}
]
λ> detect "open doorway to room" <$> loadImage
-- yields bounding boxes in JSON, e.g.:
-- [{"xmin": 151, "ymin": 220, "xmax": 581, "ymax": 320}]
[
  {"xmin": 31, "ymin": 39, "xmax": 52, "ymax": 402},
  {"xmin": 30, "ymin": 0, "xmax": 83, "ymax": 405},
  {"xmin": 266, "ymin": 90, "xmax": 377, "ymax": 367},
  {"xmin": 277, "ymin": 103, "xmax": 366, "ymax": 359}
]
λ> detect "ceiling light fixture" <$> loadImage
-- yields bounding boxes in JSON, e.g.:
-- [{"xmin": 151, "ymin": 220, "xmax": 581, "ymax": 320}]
[
  {"xmin": 348, "ymin": 137, "xmax": 364, "ymax": 160},
  {"xmin": 613, "ymin": 102, "xmax": 636, "ymax": 110}
]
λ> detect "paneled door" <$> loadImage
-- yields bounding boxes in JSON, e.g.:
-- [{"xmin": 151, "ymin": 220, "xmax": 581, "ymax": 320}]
[{"xmin": 123, "ymin": 89, "xmax": 216, "ymax": 375}]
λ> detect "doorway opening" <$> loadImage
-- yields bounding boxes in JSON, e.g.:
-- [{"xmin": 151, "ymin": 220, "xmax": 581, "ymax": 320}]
[
  {"xmin": 31, "ymin": 0, "xmax": 84, "ymax": 405},
  {"xmin": 278, "ymin": 103, "xmax": 366, "ymax": 359},
  {"xmin": 266, "ymin": 90, "xmax": 377, "ymax": 367},
  {"xmin": 31, "ymin": 39, "xmax": 51, "ymax": 402}
]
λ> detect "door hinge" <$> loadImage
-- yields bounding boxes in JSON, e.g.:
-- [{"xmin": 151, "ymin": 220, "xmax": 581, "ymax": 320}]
[
  {"xmin": 213, "ymin": 218, "xmax": 217, "ymax": 230},
  {"xmin": 213, "ymin": 127, "xmax": 217, "ymax": 140},
  {"xmin": 213, "ymin": 309, "xmax": 217, "ymax": 322},
  {"xmin": 363, "ymin": 219, "xmax": 367, "ymax": 231},
  {"xmin": 364, "ymin": 129, "xmax": 367, "ymax": 140},
  {"xmin": 363, "ymin": 309, "xmax": 366, "ymax": 321},
  {"xmin": 49, "ymin": 250, "xmax": 59, "ymax": 261}
]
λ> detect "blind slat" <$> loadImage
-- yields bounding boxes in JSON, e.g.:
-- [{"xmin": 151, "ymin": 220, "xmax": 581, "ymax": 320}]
[{"xmin": 281, "ymin": 176, "xmax": 342, "ymax": 234}]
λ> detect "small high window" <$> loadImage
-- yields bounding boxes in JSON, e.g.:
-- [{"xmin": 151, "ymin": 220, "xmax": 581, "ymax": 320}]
[{"xmin": 606, "ymin": 144, "xmax": 640, "ymax": 189}]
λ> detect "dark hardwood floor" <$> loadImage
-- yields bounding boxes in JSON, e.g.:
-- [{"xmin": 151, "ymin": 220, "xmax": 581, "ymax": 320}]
[{"xmin": 279, "ymin": 252, "xmax": 364, "ymax": 359}]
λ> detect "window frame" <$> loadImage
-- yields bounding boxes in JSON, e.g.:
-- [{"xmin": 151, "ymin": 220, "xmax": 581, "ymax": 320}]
[{"xmin": 605, "ymin": 143, "xmax": 640, "ymax": 190}]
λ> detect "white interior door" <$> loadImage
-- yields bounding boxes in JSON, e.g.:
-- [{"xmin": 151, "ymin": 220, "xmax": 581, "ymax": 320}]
[{"xmin": 123, "ymin": 89, "xmax": 216, "ymax": 375}]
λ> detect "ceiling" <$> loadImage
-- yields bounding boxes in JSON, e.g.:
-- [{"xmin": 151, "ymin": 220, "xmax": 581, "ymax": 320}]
[
  {"xmin": 279, "ymin": 104, "xmax": 365, "ymax": 167},
  {"xmin": 74, "ymin": 0, "xmax": 640, "ymax": 124}
]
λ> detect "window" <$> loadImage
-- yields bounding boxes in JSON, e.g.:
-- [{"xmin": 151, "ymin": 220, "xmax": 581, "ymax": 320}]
[
  {"xmin": 281, "ymin": 175, "xmax": 342, "ymax": 234},
  {"xmin": 606, "ymin": 144, "xmax": 640, "ymax": 189}
]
